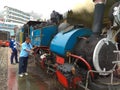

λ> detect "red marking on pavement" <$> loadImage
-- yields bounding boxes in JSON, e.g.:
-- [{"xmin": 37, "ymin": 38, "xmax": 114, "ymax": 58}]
[{"xmin": 7, "ymin": 49, "xmax": 18, "ymax": 90}]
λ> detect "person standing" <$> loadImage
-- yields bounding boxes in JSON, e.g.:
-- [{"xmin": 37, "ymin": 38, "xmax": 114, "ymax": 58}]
[
  {"xmin": 18, "ymin": 37, "xmax": 33, "ymax": 77},
  {"xmin": 9, "ymin": 36, "xmax": 19, "ymax": 64}
]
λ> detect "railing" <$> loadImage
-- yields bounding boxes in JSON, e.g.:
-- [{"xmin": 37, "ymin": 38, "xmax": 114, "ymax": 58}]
[{"xmin": 85, "ymin": 50, "xmax": 120, "ymax": 90}]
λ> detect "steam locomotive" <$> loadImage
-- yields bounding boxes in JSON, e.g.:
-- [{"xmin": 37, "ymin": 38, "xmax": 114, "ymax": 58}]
[{"xmin": 18, "ymin": 0, "xmax": 120, "ymax": 90}]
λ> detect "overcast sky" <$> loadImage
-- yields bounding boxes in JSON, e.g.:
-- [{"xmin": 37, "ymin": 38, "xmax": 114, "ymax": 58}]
[{"xmin": 0, "ymin": 0, "xmax": 94, "ymax": 19}]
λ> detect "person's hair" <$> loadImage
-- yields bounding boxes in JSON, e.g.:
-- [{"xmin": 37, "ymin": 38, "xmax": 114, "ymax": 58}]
[
  {"xmin": 25, "ymin": 37, "xmax": 30, "ymax": 40},
  {"xmin": 11, "ymin": 36, "xmax": 15, "ymax": 38}
]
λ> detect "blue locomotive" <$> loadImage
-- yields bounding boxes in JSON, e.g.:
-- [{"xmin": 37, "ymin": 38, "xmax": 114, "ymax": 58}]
[{"xmin": 18, "ymin": 0, "xmax": 120, "ymax": 90}]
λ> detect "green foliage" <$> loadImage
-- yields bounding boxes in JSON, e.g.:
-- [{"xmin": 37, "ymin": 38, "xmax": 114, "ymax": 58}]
[
  {"xmin": 67, "ymin": 9, "xmax": 93, "ymax": 28},
  {"xmin": 66, "ymin": 0, "xmax": 117, "ymax": 28},
  {"xmin": 104, "ymin": 0, "xmax": 116, "ymax": 18}
]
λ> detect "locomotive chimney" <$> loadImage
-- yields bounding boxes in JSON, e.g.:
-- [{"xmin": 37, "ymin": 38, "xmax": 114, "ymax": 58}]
[{"xmin": 92, "ymin": 0, "xmax": 106, "ymax": 35}]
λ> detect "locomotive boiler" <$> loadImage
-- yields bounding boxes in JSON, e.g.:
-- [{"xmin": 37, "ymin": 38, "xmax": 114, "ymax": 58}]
[{"xmin": 19, "ymin": 0, "xmax": 120, "ymax": 90}]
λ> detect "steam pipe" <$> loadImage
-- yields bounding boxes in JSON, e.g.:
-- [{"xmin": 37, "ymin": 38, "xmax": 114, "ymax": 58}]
[
  {"xmin": 92, "ymin": 0, "xmax": 106, "ymax": 35},
  {"xmin": 33, "ymin": 46, "xmax": 50, "ymax": 56},
  {"xmin": 68, "ymin": 53, "xmax": 94, "ymax": 78}
]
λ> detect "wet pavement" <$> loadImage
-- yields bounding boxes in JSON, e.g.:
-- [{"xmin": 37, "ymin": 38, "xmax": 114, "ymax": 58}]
[
  {"xmin": 8, "ymin": 48, "xmax": 18, "ymax": 90},
  {"xmin": 0, "ymin": 47, "xmax": 83, "ymax": 90},
  {"xmin": 0, "ymin": 47, "xmax": 8, "ymax": 90},
  {"xmin": 7, "ymin": 48, "xmax": 65, "ymax": 90}
]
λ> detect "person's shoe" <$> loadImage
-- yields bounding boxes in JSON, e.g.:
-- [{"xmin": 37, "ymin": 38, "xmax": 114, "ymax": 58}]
[
  {"xmin": 19, "ymin": 74, "xmax": 23, "ymax": 77},
  {"xmin": 11, "ymin": 63, "xmax": 16, "ymax": 65},
  {"xmin": 24, "ymin": 72, "xmax": 28, "ymax": 76}
]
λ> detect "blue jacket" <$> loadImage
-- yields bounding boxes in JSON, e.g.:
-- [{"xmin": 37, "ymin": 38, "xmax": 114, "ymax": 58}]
[{"xmin": 9, "ymin": 39, "xmax": 17, "ymax": 51}]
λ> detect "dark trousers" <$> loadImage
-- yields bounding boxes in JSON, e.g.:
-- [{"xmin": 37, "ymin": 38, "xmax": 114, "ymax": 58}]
[
  {"xmin": 10, "ymin": 49, "xmax": 18, "ymax": 64},
  {"xmin": 118, "ymin": 44, "xmax": 120, "ymax": 50},
  {"xmin": 18, "ymin": 57, "xmax": 28, "ymax": 74}
]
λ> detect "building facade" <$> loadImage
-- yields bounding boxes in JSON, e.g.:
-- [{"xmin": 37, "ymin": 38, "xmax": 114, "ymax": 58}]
[
  {"xmin": 0, "ymin": 22, "xmax": 17, "ymax": 36},
  {"xmin": 0, "ymin": 6, "xmax": 32, "ymax": 36},
  {"xmin": 3, "ymin": 6, "xmax": 31, "ymax": 25}
]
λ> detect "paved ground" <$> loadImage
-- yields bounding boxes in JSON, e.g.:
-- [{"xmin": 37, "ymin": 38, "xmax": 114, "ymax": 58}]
[
  {"xmin": 3, "ymin": 47, "xmax": 65, "ymax": 90},
  {"xmin": 7, "ymin": 47, "xmax": 18, "ymax": 90},
  {"xmin": 0, "ymin": 47, "xmax": 80, "ymax": 90},
  {"xmin": 0, "ymin": 47, "xmax": 8, "ymax": 90}
]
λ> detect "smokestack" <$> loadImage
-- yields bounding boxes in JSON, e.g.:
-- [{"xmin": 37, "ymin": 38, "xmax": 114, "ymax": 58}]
[{"xmin": 92, "ymin": 0, "xmax": 106, "ymax": 35}]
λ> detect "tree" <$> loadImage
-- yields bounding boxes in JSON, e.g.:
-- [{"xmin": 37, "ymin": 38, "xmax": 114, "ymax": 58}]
[{"xmin": 66, "ymin": 0, "xmax": 118, "ymax": 28}]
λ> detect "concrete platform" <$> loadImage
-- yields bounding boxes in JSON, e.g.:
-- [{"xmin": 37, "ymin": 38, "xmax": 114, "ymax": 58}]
[{"xmin": 7, "ymin": 48, "xmax": 64, "ymax": 90}]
